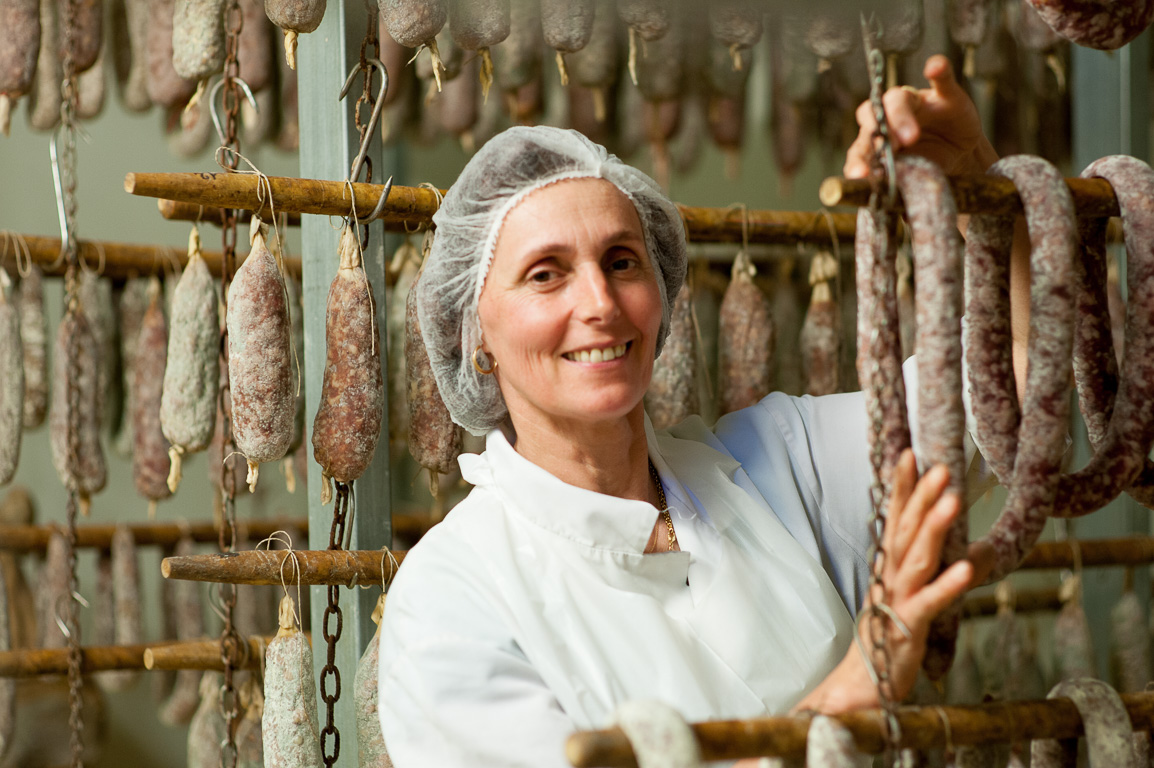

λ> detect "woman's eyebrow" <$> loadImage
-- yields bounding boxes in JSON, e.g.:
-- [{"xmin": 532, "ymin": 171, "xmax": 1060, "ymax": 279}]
[{"xmin": 518, "ymin": 228, "xmax": 644, "ymax": 259}]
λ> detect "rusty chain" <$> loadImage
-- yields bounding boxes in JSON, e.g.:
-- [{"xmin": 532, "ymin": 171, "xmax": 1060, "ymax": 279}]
[
  {"xmin": 320, "ymin": 482, "xmax": 351, "ymax": 767},
  {"xmin": 860, "ymin": 15, "xmax": 903, "ymax": 767},
  {"xmin": 51, "ymin": 0, "xmax": 86, "ymax": 761},
  {"xmin": 215, "ymin": 2, "xmax": 245, "ymax": 766}
]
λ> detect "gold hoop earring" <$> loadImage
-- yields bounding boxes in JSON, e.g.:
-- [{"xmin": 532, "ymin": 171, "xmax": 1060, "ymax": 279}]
[{"xmin": 472, "ymin": 345, "xmax": 495, "ymax": 375}]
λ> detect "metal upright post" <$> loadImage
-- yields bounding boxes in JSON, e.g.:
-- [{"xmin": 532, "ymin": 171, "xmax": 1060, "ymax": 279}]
[
  {"xmin": 1070, "ymin": 31, "xmax": 1150, "ymax": 680},
  {"xmin": 298, "ymin": 4, "xmax": 396, "ymax": 763}
]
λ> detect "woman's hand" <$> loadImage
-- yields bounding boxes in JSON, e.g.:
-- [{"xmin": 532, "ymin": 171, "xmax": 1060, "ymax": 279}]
[
  {"xmin": 793, "ymin": 449, "xmax": 974, "ymax": 714},
  {"xmin": 844, "ymin": 55, "xmax": 998, "ymax": 180}
]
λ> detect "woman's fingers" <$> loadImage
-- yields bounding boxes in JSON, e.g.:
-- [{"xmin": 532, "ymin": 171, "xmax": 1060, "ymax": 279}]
[
  {"xmin": 884, "ymin": 462, "xmax": 951, "ymax": 578},
  {"xmin": 905, "ymin": 557, "xmax": 973, "ymax": 622},
  {"xmin": 882, "ymin": 450, "xmax": 917, "ymax": 556},
  {"xmin": 892, "ymin": 491, "xmax": 961, "ymax": 597},
  {"xmin": 922, "ymin": 54, "xmax": 966, "ymax": 107}
]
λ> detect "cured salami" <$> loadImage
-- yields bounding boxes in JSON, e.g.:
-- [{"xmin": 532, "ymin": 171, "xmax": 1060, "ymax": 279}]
[
  {"xmin": 160, "ymin": 535, "xmax": 206, "ymax": 725},
  {"xmin": 262, "ymin": 595, "xmax": 323, "ymax": 768},
  {"xmin": 380, "ymin": 0, "xmax": 446, "ymax": 89},
  {"xmin": 264, "ymin": 0, "xmax": 325, "ymax": 69},
  {"xmin": 227, "ymin": 229, "xmax": 295, "ymax": 491},
  {"xmin": 806, "ymin": 715, "xmax": 859, "ymax": 767},
  {"xmin": 406, "ymin": 268, "xmax": 461, "ymax": 492},
  {"xmin": 17, "ymin": 265, "xmax": 47, "ymax": 429},
  {"xmin": 801, "ymin": 252, "xmax": 839, "ymax": 397},
  {"xmin": 146, "ymin": 0, "xmax": 197, "ymax": 109},
  {"xmin": 161, "ymin": 228, "xmax": 219, "ymax": 492},
  {"xmin": 354, "ymin": 593, "xmax": 391, "ymax": 767},
  {"xmin": 133, "ymin": 280, "xmax": 172, "ymax": 510},
  {"xmin": 1054, "ymin": 574, "xmax": 1095, "ymax": 680},
  {"xmin": 645, "ymin": 283, "xmax": 698, "ymax": 430},
  {"xmin": 1023, "ymin": 0, "xmax": 1154, "ymax": 51},
  {"xmin": 49, "ymin": 309, "xmax": 106, "ymax": 512},
  {"xmin": 187, "ymin": 673, "xmax": 226, "ymax": 768},
  {"xmin": 35, "ymin": 532, "xmax": 70, "ymax": 649},
  {"xmin": 312, "ymin": 225, "xmax": 384, "ymax": 503},
  {"xmin": 0, "ymin": 0, "xmax": 40, "ymax": 135},
  {"xmin": 717, "ymin": 250, "xmax": 773, "ymax": 416},
  {"xmin": 965, "ymin": 156, "xmax": 1075, "ymax": 582},
  {"xmin": 0, "ymin": 271, "xmax": 22, "ymax": 486},
  {"xmin": 1110, "ymin": 578, "xmax": 1149, "ymax": 694},
  {"xmin": 1031, "ymin": 678, "xmax": 1138, "ymax": 768}
]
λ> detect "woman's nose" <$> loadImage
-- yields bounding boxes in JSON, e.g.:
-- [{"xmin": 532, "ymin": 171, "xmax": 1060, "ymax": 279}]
[{"xmin": 574, "ymin": 267, "xmax": 620, "ymax": 323}]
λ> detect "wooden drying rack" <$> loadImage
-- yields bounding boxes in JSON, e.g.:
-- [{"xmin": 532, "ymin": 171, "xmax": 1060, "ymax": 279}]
[
  {"xmin": 565, "ymin": 692, "xmax": 1154, "ymax": 765},
  {"xmin": 126, "ymin": 173, "xmax": 861, "ymax": 246},
  {"xmin": 0, "ymin": 232, "xmax": 303, "ymax": 280},
  {"xmin": 0, "ymin": 636, "xmax": 272, "ymax": 677},
  {"xmin": 0, "ymin": 513, "xmax": 432, "ymax": 553},
  {"xmin": 154, "ymin": 535, "xmax": 1154, "ymax": 587}
]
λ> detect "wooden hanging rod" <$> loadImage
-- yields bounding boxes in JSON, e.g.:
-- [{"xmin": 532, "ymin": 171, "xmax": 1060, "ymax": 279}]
[
  {"xmin": 0, "ymin": 233, "xmax": 302, "ymax": 280},
  {"xmin": 0, "ymin": 640, "xmax": 182, "ymax": 678},
  {"xmin": 0, "ymin": 513, "xmax": 432, "ymax": 553},
  {"xmin": 961, "ymin": 586, "xmax": 1061, "ymax": 619},
  {"xmin": 566, "ymin": 692, "xmax": 1154, "ymax": 766},
  {"xmin": 128, "ymin": 173, "xmax": 864, "ymax": 245},
  {"xmin": 1017, "ymin": 536, "xmax": 1154, "ymax": 570},
  {"xmin": 0, "ymin": 516, "xmax": 309, "ymax": 552},
  {"xmin": 144, "ymin": 636, "xmax": 275, "ymax": 672},
  {"xmin": 819, "ymin": 175, "xmax": 1120, "ymax": 217},
  {"xmin": 161, "ymin": 548, "xmax": 408, "ymax": 587},
  {"xmin": 158, "ymin": 200, "xmax": 303, "ymax": 227}
]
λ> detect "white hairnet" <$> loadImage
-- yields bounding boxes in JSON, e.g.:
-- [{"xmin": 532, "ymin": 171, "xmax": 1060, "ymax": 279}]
[{"xmin": 417, "ymin": 125, "xmax": 688, "ymax": 436}]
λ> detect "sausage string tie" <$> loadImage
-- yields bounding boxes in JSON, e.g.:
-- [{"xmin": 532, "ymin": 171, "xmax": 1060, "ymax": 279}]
[{"xmin": 0, "ymin": 231, "xmax": 34, "ymax": 278}]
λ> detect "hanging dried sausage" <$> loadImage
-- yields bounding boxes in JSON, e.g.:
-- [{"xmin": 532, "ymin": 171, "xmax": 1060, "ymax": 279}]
[
  {"xmin": 354, "ymin": 593, "xmax": 391, "ymax": 767},
  {"xmin": 645, "ymin": 284, "xmax": 698, "ymax": 430},
  {"xmin": 264, "ymin": 0, "xmax": 325, "ymax": 69},
  {"xmin": 146, "ymin": 0, "xmax": 197, "ymax": 108},
  {"xmin": 0, "ymin": 0, "xmax": 40, "ymax": 135},
  {"xmin": 161, "ymin": 228, "xmax": 219, "ymax": 493},
  {"xmin": 134, "ymin": 280, "xmax": 172, "ymax": 511},
  {"xmin": 49, "ymin": 309, "xmax": 106, "ymax": 512},
  {"xmin": 406, "ymin": 268, "xmax": 461, "ymax": 493},
  {"xmin": 0, "ymin": 271, "xmax": 22, "ymax": 486},
  {"xmin": 312, "ymin": 225, "xmax": 384, "ymax": 504},
  {"xmin": 113, "ymin": 0, "xmax": 152, "ymax": 111},
  {"xmin": 262, "ymin": 595, "xmax": 323, "ymax": 768},
  {"xmin": 806, "ymin": 715, "xmax": 859, "ymax": 767},
  {"xmin": 27, "ymin": 0, "xmax": 61, "ymax": 130},
  {"xmin": 227, "ymin": 229, "xmax": 295, "ymax": 492},
  {"xmin": 18, "ymin": 266, "xmax": 47, "ymax": 430},
  {"xmin": 160, "ymin": 535, "xmax": 207, "ymax": 725},
  {"xmin": 717, "ymin": 251, "xmax": 773, "ymax": 416},
  {"xmin": 801, "ymin": 252, "xmax": 839, "ymax": 397},
  {"xmin": 187, "ymin": 672, "xmax": 226, "ymax": 768},
  {"xmin": 965, "ymin": 156, "xmax": 1076, "ymax": 582},
  {"xmin": 1031, "ymin": 678, "xmax": 1138, "ymax": 768},
  {"xmin": 541, "ymin": 0, "xmax": 593, "ymax": 83},
  {"xmin": 448, "ymin": 0, "xmax": 509, "ymax": 100},
  {"xmin": 172, "ymin": 0, "xmax": 225, "ymax": 80},
  {"xmin": 1110, "ymin": 579, "xmax": 1149, "ymax": 694},
  {"xmin": 947, "ymin": 0, "xmax": 995, "ymax": 77},
  {"xmin": 1054, "ymin": 574, "xmax": 1095, "ymax": 681},
  {"xmin": 1022, "ymin": 0, "xmax": 1154, "ymax": 51},
  {"xmin": 380, "ymin": 0, "xmax": 447, "ymax": 89},
  {"xmin": 108, "ymin": 525, "xmax": 143, "ymax": 689}
]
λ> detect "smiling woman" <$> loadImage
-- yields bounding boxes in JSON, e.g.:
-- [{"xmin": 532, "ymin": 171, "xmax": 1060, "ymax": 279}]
[{"xmin": 380, "ymin": 111, "xmax": 985, "ymax": 768}]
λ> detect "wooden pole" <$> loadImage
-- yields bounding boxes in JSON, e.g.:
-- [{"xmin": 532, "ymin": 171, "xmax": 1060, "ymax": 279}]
[
  {"xmin": 129, "ymin": 173, "xmax": 866, "ymax": 245},
  {"xmin": 0, "ymin": 232, "xmax": 302, "ymax": 279},
  {"xmin": 0, "ymin": 641, "xmax": 181, "ymax": 677},
  {"xmin": 961, "ymin": 586, "xmax": 1061, "ymax": 619},
  {"xmin": 158, "ymin": 200, "xmax": 303, "ymax": 227},
  {"xmin": 0, "ymin": 513, "xmax": 431, "ymax": 553},
  {"xmin": 819, "ymin": 175, "xmax": 1120, "ymax": 217},
  {"xmin": 0, "ymin": 516, "xmax": 309, "ymax": 552},
  {"xmin": 161, "ymin": 548, "xmax": 407, "ymax": 586},
  {"xmin": 566, "ymin": 693, "xmax": 1154, "ymax": 766},
  {"xmin": 1018, "ymin": 537, "xmax": 1154, "ymax": 570},
  {"xmin": 144, "ymin": 636, "xmax": 274, "ymax": 672}
]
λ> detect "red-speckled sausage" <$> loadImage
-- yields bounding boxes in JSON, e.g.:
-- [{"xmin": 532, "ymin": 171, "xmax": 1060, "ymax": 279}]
[
  {"xmin": 172, "ymin": 0, "xmax": 225, "ymax": 80},
  {"xmin": 311, "ymin": 225, "xmax": 384, "ymax": 504},
  {"xmin": 0, "ymin": 0, "xmax": 40, "ymax": 135},
  {"xmin": 146, "ymin": 0, "xmax": 198, "ymax": 108},
  {"xmin": 854, "ymin": 205, "xmax": 911, "ymax": 495},
  {"xmin": 968, "ymin": 156, "xmax": 1076, "ymax": 582},
  {"xmin": 718, "ymin": 253, "xmax": 773, "ymax": 416},
  {"xmin": 801, "ymin": 253, "xmax": 840, "ymax": 397},
  {"xmin": 806, "ymin": 715, "xmax": 859, "ymax": 766},
  {"xmin": 1047, "ymin": 157, "xmax": 1154, "ymax": 516},
  {"xmin": 134, "ymin": 280, "xmax": 172, "ymax": 509},
  {"xmin": 237, "ymin": 0, "xmax": 273, "ymax": 92},
  {"xmin": 1032, "ymin": 678, "xmax": 1139, "ymax": 768},
  {"xmin": 227, "ymin": 230, "xmax": 294, "ymax": 491},
  {"xmin": 160, "ymin": 535, "xmax": 205, "ymax": 725},
  {"xmin": 406, "ymin": 268, "xmax": 461, "ymax": 492},
  {"xmin": 1023, "ymin": 0, "xmax": 1154, "ymax": 51},
  {"xmin": 49, "ymin": 309, "xmax": 106, "ymax": 511},
  {"xmin": 27, "ymin": 0, "xmax": 61, "ymax": 130},
  {"xmin": 645, "ymin": 284, "xmax": 698, "ymax": 430}
]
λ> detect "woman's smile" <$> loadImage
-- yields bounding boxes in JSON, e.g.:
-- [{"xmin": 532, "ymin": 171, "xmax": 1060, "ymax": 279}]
[{"xmin": 562, "ymin": 341, "xmax": 631, "ymax": 364}]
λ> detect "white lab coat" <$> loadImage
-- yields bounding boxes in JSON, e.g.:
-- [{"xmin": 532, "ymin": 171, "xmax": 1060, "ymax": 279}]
[{"xmin": 379, "ymin": 366, "xmax": 990, "ymax": 768}]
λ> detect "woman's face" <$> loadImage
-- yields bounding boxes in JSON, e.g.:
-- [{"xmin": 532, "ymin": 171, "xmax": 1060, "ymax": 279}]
[{"xmin": 477, "ymin": 178, "xmax": 663, "ymax": 431}]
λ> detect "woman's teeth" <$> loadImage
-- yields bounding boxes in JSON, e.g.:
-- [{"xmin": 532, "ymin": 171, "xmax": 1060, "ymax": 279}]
[{"xmin": 565, "ymin": 344, "xmax": 627, "ymax": 363}]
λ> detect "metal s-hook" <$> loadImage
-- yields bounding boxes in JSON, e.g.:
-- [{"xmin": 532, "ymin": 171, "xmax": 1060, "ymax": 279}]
[
  {"xmin": 339, "ymin": 57, "xmax": 390, "ymax": 186},
  {"xmin": 208, "ymin": 75, "xmax": 259, "ymax": 147}
]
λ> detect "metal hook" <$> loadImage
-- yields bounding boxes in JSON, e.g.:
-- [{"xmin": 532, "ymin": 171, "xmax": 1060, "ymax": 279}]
[
  {"xmin": 49, "ymin": 129, "xmax": 70, "ymax": 253},
  {"xmin": 208, "ymin": 75, "xmax": 260, "ymax": 147},
  {"xmin": 339, "ymin": 58, "xmax": 390, "ymax": 186}
]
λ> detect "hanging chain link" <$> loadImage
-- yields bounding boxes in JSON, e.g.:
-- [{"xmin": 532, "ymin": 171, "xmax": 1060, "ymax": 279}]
[
  {"xmin": 861, "ymin": 15, "xmax": 902, "ymax": 766},
  {"xmin": 54, "ymin": 0, "xmax": 85, "ymax": 761},
  {"xmin": 216, "ymin": 4, "xmax": 245, "ymax": 766},
  {"xmin": 320, "ymin": 483, "xmax": 351, "ymax": 767},
  {"xmin": 353, "ymin": 12, "xmax": 379, "ymax": 249}
]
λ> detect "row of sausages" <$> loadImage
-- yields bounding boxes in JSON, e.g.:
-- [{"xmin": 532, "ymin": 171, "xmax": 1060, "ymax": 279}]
[{"xmin": 857, "ymin": 153, "xmax": 1154, "ymax": 683}]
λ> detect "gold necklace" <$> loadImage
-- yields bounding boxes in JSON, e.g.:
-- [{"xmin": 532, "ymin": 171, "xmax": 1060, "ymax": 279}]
[{"xmin": 648, "ymin": 459, "xmax": 677, "ymax": 551}]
